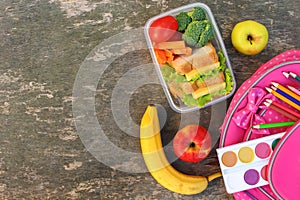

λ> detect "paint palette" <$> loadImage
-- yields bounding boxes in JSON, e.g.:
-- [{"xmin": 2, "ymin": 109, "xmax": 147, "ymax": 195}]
[{"xmin": 216, "ymin": 132, "xmax": 285, "ymax": 194}]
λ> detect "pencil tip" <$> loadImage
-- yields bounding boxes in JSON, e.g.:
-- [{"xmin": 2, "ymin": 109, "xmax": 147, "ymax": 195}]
[
  {"xmin": 282, "ymin": 71, "xmax": 289, "ymax": 78},
  {"xmin": 271, "ymin": 82, "xmax": 278, "ymax": 87},
  {"xmin": 271, "ymin": 86, "xmax": 277, "ymax": 90},
  {"xmin": 265, "ymin": 99, "xmax": 272, "ymax": 103},
  {"xmin": 265, "ymin": 87, "xmax": 272, "ymax": 92},
  {"xmin": 289, "ymin": 72, "xmax": 296, "ymax": 77},
  {"xmin": 252, "ymin": 125, "xmax": 259, "ymax": 129}
]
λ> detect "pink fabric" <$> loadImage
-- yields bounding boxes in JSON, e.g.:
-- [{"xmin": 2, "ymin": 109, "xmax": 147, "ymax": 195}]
[
  {"xmin": 268, "ymin": 121, "xmax": 300, "ymax": 199},
  {"xmin": 233, "ymin": 87, "xmax": 275, "ymax": 135},
  {"xmin": 221, "ymin": 50, "xmax": 300, "ymax": 133},
  {"xmin": 220, "ymin": 49, "xmax": 300, "ymax": 200}
]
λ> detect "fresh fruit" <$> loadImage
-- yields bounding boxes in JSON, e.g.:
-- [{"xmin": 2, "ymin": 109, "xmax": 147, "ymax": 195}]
[
  {"xmin": 231, "ymin": 20, "xmax": 269, "ymax": 55},
  {"xmin": 140, "ymin": 105, "xmax": 221, "ymax": 195},
  {"xmin": 149, "ymin": 16, "xmax": 178, "ymax": 43},
  {"xmin": 173, "ymin": 124, "xmax": 212, "ymax": 163}
]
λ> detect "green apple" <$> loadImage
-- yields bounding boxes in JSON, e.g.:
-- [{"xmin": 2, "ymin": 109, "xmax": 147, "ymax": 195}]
[{"xmin": 231, "ymin": 20, "xmax": 269, "ymax": 55}]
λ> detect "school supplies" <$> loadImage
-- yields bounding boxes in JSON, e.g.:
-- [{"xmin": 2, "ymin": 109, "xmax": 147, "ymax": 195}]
[
  {"xmin": 263, "ymin": 101, "xmax": 298, "ymax": 121},
  {"xmin": 265, "ymin": 87, "xmax": 300, "ymax": 111},
  {"xmin": 289, "ymin": 72, "xmax": 300, "ymax": 82},
  {"xmin": 217, "ymin": 132, "xmax": 285, "ymax": 194},
  {"xmin": 282, "ymin": 71, "xmax": 300, "ymax": 85},
  {"xmin": 287, "ymin": 85, "xmax": 300, "ymax": 96},
  {"xmin": 270, "ymin": 86, "xmax": 300, "ymax": 105},
  {"xmin": 271, "ymin": 82, "xmax": 300, "ymax": 100},
  {"xmin": 220, "ymin": 50, "xmax": 300, "ymax": 200},
  {"xmin": 252, "ymin": 121, "xmax": 295, "ymax": 129},
  {"xmin": 265, "ymin": 99, "xmax": 300, "ymax": 119}
]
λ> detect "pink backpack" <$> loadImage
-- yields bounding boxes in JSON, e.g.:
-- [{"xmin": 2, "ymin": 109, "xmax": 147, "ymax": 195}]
[{"xmin": 219, "ymin": 49, "xmax": 300, "ymax": 199}]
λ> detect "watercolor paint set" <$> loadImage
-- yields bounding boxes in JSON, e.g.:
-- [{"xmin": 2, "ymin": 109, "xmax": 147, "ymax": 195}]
[{"xmin": 216, "ymin": 132, "xmax": 285, "ymax": 194}]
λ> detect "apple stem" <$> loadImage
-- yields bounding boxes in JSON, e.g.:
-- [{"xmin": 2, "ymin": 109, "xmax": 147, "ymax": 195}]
[
  {"xmin": 247, "ymin": 35, "xmax": 253, "ymax": 45},
  {"xmin": 189, "ymin": 142, "xmax": 196, "ymax": 148}
]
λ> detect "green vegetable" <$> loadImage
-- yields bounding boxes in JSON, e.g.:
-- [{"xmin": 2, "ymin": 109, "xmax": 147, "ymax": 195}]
[
  {"xmin": 197, "ymin": 94, "xmax": 212, "ymax": 107},
  {"xmin": 224, "ymin": 68, "xmax": 234, "ymax": 93},
  {"xmin": 174, "ymin": 7, "xmax": 211, "ymax": 47},
  {"xmin": 182, "ymin": 94, "xmax": 199, "ymax": 107},
  {"xmin": 190, "ymin": 73, "xmax": 201, "ymax": 82},
  {"xmin": 188, "ymin": 7, "xmax": 206, "ymax": 21},
  {"xmin": 175, "ymin": 12, "xmax": 192, "ymax": 31},
  {"xmin": 182, "ymin": 21, "xmax": 206, "ymax": 47},
  {"xmin": 216, "ymin": 51, "xmax": 234, "ymax": 94},
  {"xmin": 161, "ymin": 65, "xmax": 187, "ymax": 83},
  {"xmin": 175, "ymin": 74, "xmax": 186, "ymax": 83},
  {"xmin": 218, "ymin": 51, "xmax": 226, "ymax": 71},
  {"xmin": 182, "ymin": 20, "xmax": 213, "ymax": 48},
  {"xmin": 161, "ymin": 64, "xmax": 175, "ymax": 82},
  {"xmin": 198, "ymin": 22, "xmax": 213, "ymax": 47}
]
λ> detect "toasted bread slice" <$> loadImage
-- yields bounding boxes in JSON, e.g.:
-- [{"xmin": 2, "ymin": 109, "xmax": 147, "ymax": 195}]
[
  {"xmin": 168, "ymin": 81, "xmax": 184, "ymax": 99},
  {"xmin": 192, "ymin": 43, "xmax": 218, "ymax": 71},
  {"xmin": 171, "ymin": 47, "xmax": 192, "ymax": 56},
  {"xmin": 170, "ymin": 56, "xmax": 192, "ymax": 75},
  {"xmin": 179, "ymin": 82, "xmax": 198, "ymax": 94},
  {"xmin": 156, "ymin": 41, "xmax": 186, "ymax": 49},
  {"xmin": 170, "ymin": 42, "xmax": 219, "ymax": 75}
]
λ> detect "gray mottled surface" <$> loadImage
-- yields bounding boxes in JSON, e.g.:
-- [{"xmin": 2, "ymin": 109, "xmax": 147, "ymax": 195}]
[{"xmin": 0, "ymin": 0, "xmax": 299, "ymax": 199}]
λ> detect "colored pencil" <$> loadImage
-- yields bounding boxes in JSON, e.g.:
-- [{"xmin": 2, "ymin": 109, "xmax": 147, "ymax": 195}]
[
  {"xmin": 252, "ymin": 121, "xmax": 295, "ymax": 129},
  {"xmin": 271, "ymin": 82, "xmax": 300, "ymax": 100},
  {"xmin": 270, "ymin": 86, "xmax": 300, "ymax": 106},
  {"xmin": 287, "ymin": 85, "xmax": 300, "ymax": 96},
  {"xmin": 282, "ymin": 71, "xmax": 300, "ymax": 85},
  {"xmin": 265, "ymin": 87, "xmax": 300, "ymax": 111},
  {"xmin": 263, "ymin": 101, "xmax": 298, "ymax": 121},
  {"xmin": 289, "ymin": 72, "xmax": 300, "ymax": 82},
  {"xmin": 266, "ymin": 99, "xmax": 300, "ymax": 118}
]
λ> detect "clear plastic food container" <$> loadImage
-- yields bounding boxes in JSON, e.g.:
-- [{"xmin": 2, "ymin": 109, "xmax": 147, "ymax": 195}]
[{"xmin": 144, "ymin": 3, "xmax": 236, "ymax": 113}]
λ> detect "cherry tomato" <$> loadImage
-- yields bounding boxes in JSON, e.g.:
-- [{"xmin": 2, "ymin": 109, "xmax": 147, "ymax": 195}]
[
  {"xmin": 168, "ymin": 31, "xmax": 183, "ymax": 41},
  {"xmin": 149, "ymin": 16, "xmax": 178, "ymax": 43}
]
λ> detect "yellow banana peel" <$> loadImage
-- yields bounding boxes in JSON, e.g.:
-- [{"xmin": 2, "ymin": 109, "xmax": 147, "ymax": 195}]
[{"xmin": 140, "ymin": 105, "xmax": 222, "ymax": 195}]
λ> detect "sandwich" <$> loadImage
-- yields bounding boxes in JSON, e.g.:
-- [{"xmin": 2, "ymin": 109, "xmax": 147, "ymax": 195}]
[{"xmin": 160, "ymin": 42, "xmax": 233, "ymax": 107}]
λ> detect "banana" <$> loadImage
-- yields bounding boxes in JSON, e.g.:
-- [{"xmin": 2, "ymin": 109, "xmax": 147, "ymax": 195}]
[{"xmin": 140, "ymin": 105, "xmax": 222, "ymax": 195}]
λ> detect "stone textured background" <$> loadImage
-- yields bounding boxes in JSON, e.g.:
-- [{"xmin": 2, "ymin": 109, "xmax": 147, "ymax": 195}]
[{"xmin": 0, "ymin": 0, "xmax": 299, "ymax": 199}]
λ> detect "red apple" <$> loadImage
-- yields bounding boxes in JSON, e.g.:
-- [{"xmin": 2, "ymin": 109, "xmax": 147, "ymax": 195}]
[{"xmin": 173, "ymin": 125, "xmax": 212, "ymax": 163}]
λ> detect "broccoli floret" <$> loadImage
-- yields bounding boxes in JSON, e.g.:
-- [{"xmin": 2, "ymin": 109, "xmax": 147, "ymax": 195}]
[
  {"xmin": 197, "ymin": 21, "xmax": 213, "ymax": 47},
  {"xmin": 175, "ymin": 12, "xmax": 192, "ymax": 31},
  {"xmin": 182, "ymin": 20, "xmax": 213, "ymax": 47},
  {"xmin": 188, "ymin": 7, "xmax": 206, "ymax": 21},
  {"xmin": 182, "ymin": 21, "xmax": 206, "ymax": 46}
]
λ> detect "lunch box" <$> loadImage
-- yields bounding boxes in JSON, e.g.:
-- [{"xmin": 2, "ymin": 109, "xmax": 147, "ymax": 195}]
[
  {"xmin": 144, "ymin": 3, "xmax": 236, "ymax": 113},
  {"xmin": 220, "ymin": 49, "xmax": 300, "ymax": 200}
]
